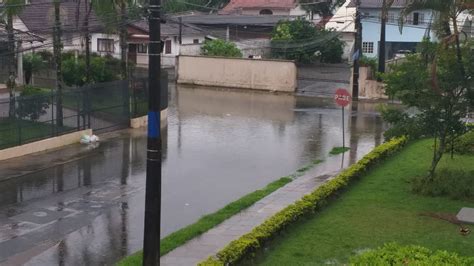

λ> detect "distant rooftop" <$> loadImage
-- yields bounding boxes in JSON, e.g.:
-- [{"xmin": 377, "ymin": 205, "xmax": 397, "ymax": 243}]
[
  {"xmin": 221, "ymin": 0, "xmax": 296, "ymax": 14},
  {"xmin": 130, "ymin": 20, "xmax": 205, "ymax": 37},
  {"xmin": 179, "ymin": 14, "xmax": 293, "ymax": 26},
  {"xmin": 347, "ymin": 0, "xmax": 408, "ymax": 8},
  {"xmin": 0, "ymin": 25, "xmax": 45, "ymax": 42}
]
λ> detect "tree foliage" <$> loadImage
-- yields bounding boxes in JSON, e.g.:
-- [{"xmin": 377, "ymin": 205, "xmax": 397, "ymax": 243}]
[
  {"xmin": 381, "ymin": 39, "xmax": 473, "ymax": 179},
  {"xmin": 23, "ymin": 53, "xmax": 45, "ymax": 85},
  {"xmin": 62, "ymin": 54, "xmax": 122, "ymax": 86},
  {"xmin": 16, "ymin": 86, "xmax": 50, "ymax": 121},
  {"xmin": 201, "ymin": 39, "xmax": 242, "ymax": 58},
  {"xmin": 271, "ymin": 19, "xmax": 344, "ymax": 63},
  {"xmin": 299, "ymin": 0, "xmax": 345, "ymax": 17}
]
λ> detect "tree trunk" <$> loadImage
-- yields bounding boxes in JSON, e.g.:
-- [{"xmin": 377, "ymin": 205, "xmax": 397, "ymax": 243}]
[
  {"xmin": 451, "ymin": 18, "xmax": 466, "ymax": 80},
  {"xmin": 7, "ymin": 13, "xmax": 16, "ymax": 118},
  {"xmin": 428, "ymin": 133, "xmax": 446, "ymax": 180},
  {"xmin": 84, "ymin": 1, "xmax": 91, "ymax": 84},
  {"xmin": 54, "ymin": 0, "xmax": 63, "ymax": 127},
  {"xmin": 119, "ymin": 1, "xmax": 128, "ymax": 80}
]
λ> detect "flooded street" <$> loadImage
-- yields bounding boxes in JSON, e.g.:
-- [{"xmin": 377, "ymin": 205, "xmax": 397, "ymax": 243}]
[{"xmin": 0, "ymin": 84, "xmax": 385, "ymax": 265}]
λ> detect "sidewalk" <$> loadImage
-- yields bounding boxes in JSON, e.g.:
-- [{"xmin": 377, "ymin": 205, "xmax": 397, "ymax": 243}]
[{"xmin": 161, "ymin": 169, "xmax": 339, "ymax": 265}]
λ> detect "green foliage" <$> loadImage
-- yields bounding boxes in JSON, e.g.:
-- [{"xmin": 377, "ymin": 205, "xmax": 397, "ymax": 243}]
[
  {"xmin": 62, "ymin": 54, "xmax": 121, "ymax": 86},
  {"xmin": 351, "ymin": 243, "xmax": 474, "ymax": 265},
  {"xmin": 412, "ymin": 168, "xmax": 474, "ymax": 200},
  {"xmin": 379, "ymin": 105, "xmax": 428, "ymax": 140},
  {"xmin": 163, "ymin": 0, "xmax": 230, "ymax": 13},
  {"xmin": 16, "ymin": 86, "xmax": 50, "ymax": 121},
  {"xmin": 201, "ymin": 39, "xmax": 242, "ymax": 58},
  {"xmin": 329, "ymin": 146, "xmax": 350, "ymax": 155},
  {"xmin": 23, "ymin": 53, "xmax": 45, "ymax": 85},
  {"xmin": 199, "ymin": 137, "xmax": 408, "ymax": 265},
  {"xmin": 271, "ymin": 19, "xmax": 344, "ymax": 63},
  {"xmin": 381, "ymin": 39, "xmax": 473, "ymax": 177},
  {"xmin": 449, "ymin": 130, "xmax": 474, "ymax": 155},
  {"xmin": 299, "ymin": 0, "xmax": 345, "ymax": 17}
]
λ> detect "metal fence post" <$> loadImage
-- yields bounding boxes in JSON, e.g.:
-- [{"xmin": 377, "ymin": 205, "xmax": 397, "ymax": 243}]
[{"xmin": 51, "ymin": 92, "xmax": 56, "ymax": 136}]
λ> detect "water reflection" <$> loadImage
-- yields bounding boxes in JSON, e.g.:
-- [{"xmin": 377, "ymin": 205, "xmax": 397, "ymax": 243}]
[{"xmin": 0, "ymin": 84, "xmax": 386, "ymax": 265}]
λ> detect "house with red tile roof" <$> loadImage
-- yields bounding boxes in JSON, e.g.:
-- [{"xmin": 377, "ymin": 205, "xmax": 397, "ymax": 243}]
[{"xmin": 219, "ymin": 0, "xmax": 306, "ymax": 16}]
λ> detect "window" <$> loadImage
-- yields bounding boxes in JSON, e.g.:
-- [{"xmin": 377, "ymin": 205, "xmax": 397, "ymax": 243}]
[
  {"xmin": 165, "ymin": 40, "xmax": 172, "ymax": 54},
  {"xmin": 97, "ymin": 38, "xmax": 114, "ymax": 53},
  {"xmin": 362, "ymin": 42, "xmax": 374, "ymax": 54},
  {"xmin": 413, "ymin": 12, "xmax": 425, "ymax": 25},
  {"xmin": 137, "ymin": 43, "xmax": 148, "ymax": 53},
  {"xmin": 259, "ymin": 9, "xmax": 273, "ymax": 15},
  {"xmin": 388, "ymin": 12, "xmax": 395, "ymax": 23},
  {"xmin": 193, "ymin": 39, "xmax": 199, "ymax": 44}
]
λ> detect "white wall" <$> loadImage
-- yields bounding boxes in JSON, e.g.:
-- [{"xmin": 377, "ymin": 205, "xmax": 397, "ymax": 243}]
[
  {"xmin": 90, "ymin": 33, "xmax": 121, "ymax": 58},
  {"xmin": 177, "ymin": 56, "xmax": 297, "ymax": 92}
]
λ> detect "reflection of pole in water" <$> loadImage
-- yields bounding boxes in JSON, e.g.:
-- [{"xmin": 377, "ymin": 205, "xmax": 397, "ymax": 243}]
[
  {"xmin": 57, "ymin": 240, "xmax": 67, "ymax": 266},
  {"xmin": 375, "ymin": 115, "xmax": 383, "ymax": 146},
  {"xmin": 56, "ymin": 164, "xmax": 64, "ymax": 192},
  {"xmin": 121, "ymin": 137, "xmax": 131, "ymax": 185},
  {"xmin": 349, "ymin": 103, "xmax": 359, "ymax": 165},
  {"xmin": 82, "ymin": 159, "xmax": 92, "ymax": 186},
  {"xmin": 120, "ymin": 202, "xmax": 129, "ymax": 257}
]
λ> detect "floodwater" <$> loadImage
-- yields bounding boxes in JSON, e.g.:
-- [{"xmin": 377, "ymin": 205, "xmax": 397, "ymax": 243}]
[{"xmin": 0, "ymin": 84, "xmax": 385, "ymax": 265}]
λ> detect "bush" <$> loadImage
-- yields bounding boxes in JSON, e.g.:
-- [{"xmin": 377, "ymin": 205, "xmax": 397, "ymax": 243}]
[
  {"xmin": 412, "ymin": 168, "xmax": 474, "ymax": 200},
  {"xmin": 350, "ymin": 243, "xmax": 474, "ymax": 265},
  {"xmin": 23, "ymin": 53, "xmax": 45, "ymax": 85},
  {"xmin": 449, "ymin": 130, "xmax": 474, "ymax": 155},
  {"xmin": 271, "ymin": 19, "xmax": 344, "ymax": 63},
  {"xmin": 199, "ymin": 137, "xmax": 408, "ymax": 265},
  {"xmin": 16, "ymin": 86, "xmax": 50, "ymax": 121},
  {"xmin": 201, "ymin": 39, "xmax": 242, "ymax": 58},
  {"xmin": 62, "ymin": 55, "xmax": 121, "ymax": 86}
]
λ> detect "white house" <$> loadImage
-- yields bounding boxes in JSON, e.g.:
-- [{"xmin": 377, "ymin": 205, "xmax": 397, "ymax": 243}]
[
  {"xmin": 347, "ymin": 0, "xmax": 436, "ymax": 59},
  {"xmin": 325, "ymin": 0, "xmax": 356, "ymax": 61},
  {"xmin": 127, "ymin": 20, "xmax": 207, "ymax": 67}
]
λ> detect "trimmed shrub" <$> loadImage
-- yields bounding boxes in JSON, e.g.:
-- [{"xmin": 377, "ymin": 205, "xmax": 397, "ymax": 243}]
[
  {"xmin": 16, "ymin": 86, "xmax": 50, "ymax": 121},
  {"xmin": 199, "ymin": 136, "xmax": 408, "ymax": 265},
  {"xmin": 350, "ymin": 243, "xmax": 474, "ymax": 265},
  {"xmin": 201, "ymin": 39, "xmax": 243, "ymax": 58}
]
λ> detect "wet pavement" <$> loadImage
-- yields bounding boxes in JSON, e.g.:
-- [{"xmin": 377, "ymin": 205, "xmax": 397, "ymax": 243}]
[{"xmin": 0, "ymin": 83, "xmax": 385, "ymax": 265}]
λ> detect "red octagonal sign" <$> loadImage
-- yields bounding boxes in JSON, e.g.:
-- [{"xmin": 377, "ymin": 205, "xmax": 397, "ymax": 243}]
[{"xmin": 335, "ymin": 88, "xmax": 352, "ymax": 107}]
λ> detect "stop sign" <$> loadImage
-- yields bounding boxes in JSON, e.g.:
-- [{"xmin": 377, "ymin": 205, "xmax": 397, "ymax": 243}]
[{"xmin": 335, "ymin": 88, "xmax": 352, "ymax": 107}]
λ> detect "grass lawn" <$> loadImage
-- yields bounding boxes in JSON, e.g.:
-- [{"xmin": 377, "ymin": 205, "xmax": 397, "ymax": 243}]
[
  {"xmin": 252, "ymin": 139, "xmax": 474, "ymax": 265},
  {"xmin": 0, "ymin": 118, "xmax": 74, "ymax": 150}
]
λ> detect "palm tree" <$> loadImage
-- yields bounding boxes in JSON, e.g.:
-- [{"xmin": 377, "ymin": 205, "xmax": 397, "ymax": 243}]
[
  {"xmin": 93, "ymin": 0, "xmax": 143, "ymax": 80},
  {"xmin": 399, "ymin": 0, "xmax": 473, "ymax": 76},
  {"xmin": 76, "ymin": 0, "xmax": 93, "ymax": 84},
  {"xmin": 1, "ymin": 0, "xmax": 25, "ymax": 117}
]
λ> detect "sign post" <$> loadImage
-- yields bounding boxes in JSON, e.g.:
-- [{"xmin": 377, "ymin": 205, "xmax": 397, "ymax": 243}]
[{"xmin": 334, "ymin": 88, "xmax": 352, "ymax": 149}]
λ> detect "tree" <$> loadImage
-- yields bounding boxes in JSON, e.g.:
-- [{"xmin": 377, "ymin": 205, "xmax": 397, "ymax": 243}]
[
  {"xmin": 271, "ymin": 19, "xmax": 344, "ymax": 63},
  {"xmin": 75, "ymin": 0, "xmax": 93, "ymax": 84},
  {"xmin": 381, "ymin": 40, "xmax": 473, "ymax": 180},
  {"xmin": 299, "ymin": 0, "xmax": 345, "ymax": 18},
  {"xmin": 93, "ymin": 0, "xmax": 143, "ymax": 80},
  {"xmin": 53, "ymin": 0, "xmax": 64, "ymax": 127},
  {"xmin": 1, "ymin": 0, "xmax": 25, "ymax": 117},
  {"xmin": 23, "ymin": 53, "xmax": 45, "ymax": 85},
  {"xmin": 201, "ymin": 39, "xmax": 242, "ymax": 58},
  {"xmin": 16, "ymin": 86, "xmax": 50, "ymax": 121}
]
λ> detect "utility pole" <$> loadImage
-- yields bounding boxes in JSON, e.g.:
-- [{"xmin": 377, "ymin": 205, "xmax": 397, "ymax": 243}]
[
  {"xmin": 378, "ymin": 0, "xmax": 387, "ymax": 78},
  {"xmin": 352, "ymin": 0, "xmax": 362, "ymax": 101},
  {"xmin": 143, "ymin": 0, "xmax": 162, "ymax": 265}
]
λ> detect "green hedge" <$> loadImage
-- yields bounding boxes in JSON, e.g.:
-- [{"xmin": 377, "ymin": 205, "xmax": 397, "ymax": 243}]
[
  {"xmin": 350, "ymin": 243, "xmax": 474, "ymax": 265},
  {"xmin": 199, "ymin": 136, "xmax": 408, "ymax": 265}
]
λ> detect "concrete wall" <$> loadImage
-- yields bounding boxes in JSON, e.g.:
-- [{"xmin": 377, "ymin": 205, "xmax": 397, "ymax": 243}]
[
  {"xmin": 357, "ymin": 66, "xmax": 388, "ymax": 99},
  {"xmin": 0, "ymin": 129, "xmax": 92, "ymax": 161},
  {"xmin": 177, "ymin": 56, "xmax": 297, "ymax": 92},
  {"xmin": 130, "ymin": 109, "xmax": 168, "ymax": 129}
]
